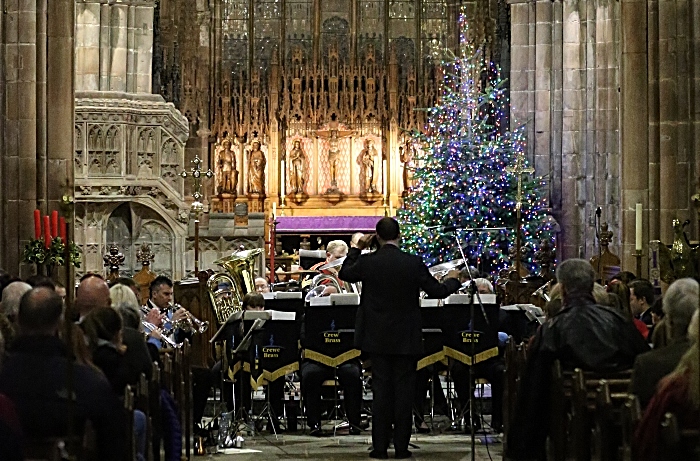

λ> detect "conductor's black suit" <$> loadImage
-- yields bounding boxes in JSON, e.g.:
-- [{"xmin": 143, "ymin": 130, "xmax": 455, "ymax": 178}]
[{"xmin": 339, "ymin": 244, "xmax": 460, "ymax": 455}]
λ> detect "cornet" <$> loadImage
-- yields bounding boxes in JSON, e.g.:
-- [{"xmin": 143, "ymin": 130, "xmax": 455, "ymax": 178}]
[
  {"xmin": 141, "ymin": 320, "xmax": 182, "ymax": 349},
  {"xmin": 166, "ymin": 302, "xmax": 209, "ymax": 334}
]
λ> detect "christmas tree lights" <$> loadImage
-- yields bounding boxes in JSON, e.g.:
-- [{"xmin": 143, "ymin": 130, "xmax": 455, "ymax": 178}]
[{"xmin": 399, "ymin": 17, "xmax": 554, "ymax": 275}]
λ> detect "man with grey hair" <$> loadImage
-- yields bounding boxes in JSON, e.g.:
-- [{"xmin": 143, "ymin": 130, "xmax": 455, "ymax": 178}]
[
  {"xmin": 630, "ymin": 277, "xmax": 698, "ymax": 407},
  {"xmin": 507, "ymin": 259, "xmax": 648, "ymax": 460}
]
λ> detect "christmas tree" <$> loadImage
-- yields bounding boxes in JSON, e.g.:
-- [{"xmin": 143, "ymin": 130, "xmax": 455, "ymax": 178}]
[{"xmin": 398, "ymin": 24, "xmax": 554, "ymax": 275}]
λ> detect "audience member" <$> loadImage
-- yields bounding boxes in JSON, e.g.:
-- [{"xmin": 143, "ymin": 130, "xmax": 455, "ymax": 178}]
[
  {"xmin": 606, "ymin": 280, "xmax": 648, "ymax": 338},
  {"xmin": 629, "ymin": 279, "xmax": 655, "ymax": 326},
  {"xmin": 75, "ymin": 275, "xmax": 112, "ymax": 321},
  {"xmin": 506, "ymin": 259, "xmax": 649, "ymax": 460},
  {"xmin": 630, "ymin": 278, "xmax": 698, "ymax": 407},
  {"xmin": 610, "ymin": 270, "xmax": 636, "ymax": 285},
  {"xmin": 634, "ymin": 310, "xmax": 700, "ymax": 461},
  {"xmin": 25, "ymin": 275, "xmax": 55, "ymax": 290},
  {"xmin": 0, "ymin": 288, "xmax": 125, "ymax": 460},
  {"xmin": 112, "ymin": 277, "xmax": 143, "ymax": 306},
  {"xmin": 109, "ymin": 284, "xmax": 153, "ymax": 383},
  {"xmin": 0, "ymin": 282, "xmax": 31, "ymax": 345}
]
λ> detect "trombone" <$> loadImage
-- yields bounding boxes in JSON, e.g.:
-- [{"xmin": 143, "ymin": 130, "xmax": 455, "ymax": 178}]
[{"xmin": 141, "ymin": 320, "xmax": 182, "ymax": 349}]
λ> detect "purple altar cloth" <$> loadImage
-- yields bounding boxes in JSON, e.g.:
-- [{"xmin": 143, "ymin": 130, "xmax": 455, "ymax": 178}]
[{"xmin": 276, "ymin": 216, "xmax": 382, "ymax": 233}]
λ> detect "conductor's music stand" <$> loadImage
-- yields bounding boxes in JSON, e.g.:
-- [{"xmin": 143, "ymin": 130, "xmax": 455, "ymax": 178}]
[{"xmin": 418, "ymin": 298, "xmax": 446, "ymax": 432}]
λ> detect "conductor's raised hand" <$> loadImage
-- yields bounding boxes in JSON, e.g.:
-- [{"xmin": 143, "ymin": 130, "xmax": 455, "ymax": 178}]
[
  {"xmin": 355, "ymin": 234, "xmax": 376, "ymax": 250},
  {"xmin": 445, "ymin": 269, "xmax": 462, "ymax": 280}
]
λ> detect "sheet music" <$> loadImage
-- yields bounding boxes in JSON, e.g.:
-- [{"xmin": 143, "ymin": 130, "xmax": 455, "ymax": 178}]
[
  {"xmin": 330, "ymin": 293, "xmax": 360, "ymax": 305},
  {"xmin": 270, "ymin": 310, "xmax": 296, "ymax": 321}
]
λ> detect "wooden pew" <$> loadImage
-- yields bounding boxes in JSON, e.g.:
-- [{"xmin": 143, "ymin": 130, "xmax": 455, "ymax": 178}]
[
  {"xmin": 124, "ymin": 385, "xmax": 136, "ymax": 461},
  {"xmin": 660, "ymin": 412, "xmax": 700, "ymax": 461},
  {"xmin": 620, "ymin": 395, "xmax": 641, "ymax": 461},
  {"xmin": 548, "ymin": 360, "xmax": 572, "ymax": 461},
  {"xmin": 135, "ymin": 373, "xmax": 153, "ymax": 461},
  {"xmin": 571, "ymin": 368, "xmax": 632, "ymax": 461},
  {"xmin": 150, "ymin": 363, "xmax": 163, "ymax": 461}
]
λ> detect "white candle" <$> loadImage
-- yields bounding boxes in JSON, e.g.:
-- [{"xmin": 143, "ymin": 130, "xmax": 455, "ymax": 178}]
[
  {"xmin": 389, "ymin": 202, "xmax": 394, "ymax": 216},
  {"xmin": 635, "ymin": 203, "xmax": 642, "ymax": 251},
  {"xmin": 280, "ymin": 160, "xmax": 286, "ymax": 197},
  {"xmin": 382, "ymin": 159, "xmax": 387, "ymax": 197}
]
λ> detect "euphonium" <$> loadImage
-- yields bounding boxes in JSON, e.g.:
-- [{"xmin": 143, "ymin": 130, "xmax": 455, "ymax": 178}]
[
  {"xmin": 207, "ymin": 248, "xmax": 263, "ymax": 325},
  {"xmin": 304, "ymin": 273, "xmax": 344, "ymax": 301}
]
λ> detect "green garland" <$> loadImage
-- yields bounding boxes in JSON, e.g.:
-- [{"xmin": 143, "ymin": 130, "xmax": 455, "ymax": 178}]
[{"xmin": 22, "ymin": 238, "xmax": 82, "ymax": 268}]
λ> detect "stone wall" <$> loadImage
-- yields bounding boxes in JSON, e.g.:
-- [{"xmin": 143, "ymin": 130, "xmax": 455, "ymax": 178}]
[{"xmin": 510, "ymin": 0, "xmax": 700, "ymax": 274}]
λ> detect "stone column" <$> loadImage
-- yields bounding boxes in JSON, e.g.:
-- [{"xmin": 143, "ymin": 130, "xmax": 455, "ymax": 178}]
[
  {"xmin": 76, "ymin": 2, "xmax": 101, "ymax": 91},
  {"xmin": 47, "ymin": 0, "xmax": 75, "ymax": 210},
  {"xmin": 620, "ymin": 0, "xmax": 648, "ymax": 272},
  {"xmin": 99, "ymin": 2, "xmax": 111, "ymax": 90},
  {"xmin": 2, "ymin": 0, "xmax": 38, "ymax": 273},
  {"xmin": 135, "ymin": 3, "xmax": 155, "ymax": 93},
  {"xmin": 110, "ymin": 3, "xmax": 129, "ymax": 92}
]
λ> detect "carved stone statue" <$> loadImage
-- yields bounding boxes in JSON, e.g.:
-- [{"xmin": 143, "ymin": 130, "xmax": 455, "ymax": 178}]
[
  {"xmin": 247, "ymin": 140, "xmax": 266, "ymax": 195},
  {"xmin": 400, "ymin": 142, "xmax": 417, "ymax": 193},
  {"xmin": 358, "ymin": 138, "xmax": 378, "ymax": 193},
  {"xmin": 216, "ymin": 138, "xmax": 238, "ymax": 195},
  {"xmin": 316, "ymin": 124, "xmax": 354, "ymax": 193},
  {"xmin": 289, "ymin": 139, "xmax": 306, "ymax": 194}
]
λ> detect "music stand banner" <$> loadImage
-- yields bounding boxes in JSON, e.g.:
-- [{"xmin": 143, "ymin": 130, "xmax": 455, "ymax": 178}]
[
  {"xmin": 304, "ymin": 304, "xmax": 360, "ymax": 367},
  {"xmin": 442, "ymin": 297, "xmax": 500, "ymax": 365},
  {"xmin": 244, "ymin": 313, "xmax": 300, "ymax": 389}
]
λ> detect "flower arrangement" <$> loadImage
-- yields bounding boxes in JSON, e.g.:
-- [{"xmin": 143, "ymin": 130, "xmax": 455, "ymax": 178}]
[{"xmin": 23, "ymin": 210, "xmax": 81, "ymax": 269}]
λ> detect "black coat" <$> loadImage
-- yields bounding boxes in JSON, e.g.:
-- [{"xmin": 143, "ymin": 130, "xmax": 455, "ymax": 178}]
[
  {"xmin": 0, "ymin": 335, "xmax": 126, "ymax": 460},
  {"xmin": 339, "ymin": 245, "xmax": 461, "ymax": 355},
  {"xmin": 630, "ymin": 338, "xmax": 691, "ymax": 408},
  {"xmin": 122, "ymin": 327, "xmax": 154, "ymax": 382}
]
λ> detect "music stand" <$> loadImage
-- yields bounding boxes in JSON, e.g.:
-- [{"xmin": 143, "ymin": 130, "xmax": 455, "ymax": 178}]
[
  {"xmin": 303, "ymin": 294, "xmax": 361, "ymax": 436},
  {"xmin": 243, "ymin": 310, "xmax": 299, "ymax": 439},
  {"xmin": 208, "ymin": 311, "xmax": 245, "ymax": 443},
  {"xmin": 418, "ymin": 299, "xmax": 446, "ymax": 432}
]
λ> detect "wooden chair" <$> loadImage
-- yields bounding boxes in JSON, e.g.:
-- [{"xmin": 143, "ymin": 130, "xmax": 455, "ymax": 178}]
[
  {"xmin": 136, "ymin": 373, "xmax": 153, "ymax": 461},
  {"xmin": 660, "ymin": 412, "xmax": 700, "ymax": 461},
  {"xmin": 161, "ymin": 353, "xmax": 173, "ymax": 396},
  {"xmin": 182, "ymin": 340, "xmax": 193, "ymax": 459},
  {"xmin": 620, "ymin": 394, "xmax": 641, "ymax": 461}
]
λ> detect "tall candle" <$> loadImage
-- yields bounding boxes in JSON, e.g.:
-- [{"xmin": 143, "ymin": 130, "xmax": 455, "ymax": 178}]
[
  {"xmin": 34, "ymin": 209, "xmax": 41, "ymax": 240},
  {"xmin": 43, "ymin": 216, "xmax": 51, "ymax": 249},
  {"xmin": 59, "ymin": 217, "xmax": 66, "ymax": 242},
  {"xmin": 50, "ymin": 211, "xmax": 58, "ymax": 238},
  {"xmin": 382, "ymin": 159, "xmax": 387, "ymax": 197},
  {"xmin": 280, "ymin": 160, "xmax": 286, "ymax": 197},
  {"xmin": 635, "ymin": 203, "xmax": 642, "ymax": 251},
  {"xmin": 389, "ymin": 202, "xmax": 394, "ymax": 217}
]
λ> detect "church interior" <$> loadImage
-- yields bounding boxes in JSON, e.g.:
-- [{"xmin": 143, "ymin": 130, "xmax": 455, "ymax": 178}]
[{"xmin": 0, "ymin": 0, "xmax": 699, "ymax": 459}]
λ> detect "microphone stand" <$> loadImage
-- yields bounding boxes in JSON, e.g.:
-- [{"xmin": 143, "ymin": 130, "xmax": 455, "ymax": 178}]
[{"xmin": 453, "ymin": 232, "xmax": 491, "ymax": 461}]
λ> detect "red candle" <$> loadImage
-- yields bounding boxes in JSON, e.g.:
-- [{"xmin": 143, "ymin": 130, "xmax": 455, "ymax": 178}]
[
  {"xmin": 59, "ymin": 217, "xmax": 66, "ymax": 242},
  {"xmin": 34, "ymin": 209, "xmax": 41, "ymax": 240},
  {"xmin": 51, "ymin": 211, "xmax": 58, "ymax": 238},
  {"xmin": 43, "ymin": 216, "xmax": 51, "ymax": 249}
]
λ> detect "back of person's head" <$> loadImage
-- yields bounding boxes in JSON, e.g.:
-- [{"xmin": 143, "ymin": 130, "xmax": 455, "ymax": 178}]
[
  {"xmin": 555, "ymin": 258, "xmax": 595, "ymax": 297},
  {"xmin": 606, "ymin": 280, "xmax": 632, "ymax": 318},
  {"xmin": 672, "ymin": 310, "xmax": 699, "ymax": 407},
  {"xmin": 25, "ymin": 274, "xmax": 56, "ymax": 290},
  {"xmin": 75, "ymin": 275, "xmax": 111, "ymax": 316},
  {"xmin": 17, "ymin": 287, "xmax": 63, "ymax": 335},
  {"xmin": 111, "ymin": 277, "xmax": 138, "ymax": 290},
  {"xmin": 593, "ymin": 282, "xmax": 611, "ymax": 306},
  {"xmin": 326, "ymin": 240, "xmax": 349, "ymax": 259},
  {"xmin": 1, "ymin": 281, "xmax": 32, "ymax": 319},
  {"xmin": 110, "ymin": 284, "xmax": 139, "ymax": 310},
  {"xmin": 242, "ymin": 292, "xmax": 265, "ymax": 310},
  {"xmin": 662, "ymin": 278, "xmax": 699, "ymax": 341},
  {"xmin": 149, "ymin": 275, "xmax": 173, "ymax": 298},
  {"xmin": 0, "ymin": 274, "xmax": 21, "ymax": 296},
  {"xmin": 376, "ymin": 217, "xmax": 400, "ymax": 242},
  {"xmin": 611, "ymin": 271, "xmax": 637, "ymax": 285},
  {"xmin": 84, "ymin": 306, "xmax": 123, "ymax": 344},
  {"xmin": 629, "ymin": 279, "xmax": 655, "ymax": 305}
]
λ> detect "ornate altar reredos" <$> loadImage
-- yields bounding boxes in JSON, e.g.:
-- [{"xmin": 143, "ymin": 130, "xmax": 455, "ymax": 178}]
[{"xmin": 176, "ymin": 1, "xmax": 506, "ymax": 215}]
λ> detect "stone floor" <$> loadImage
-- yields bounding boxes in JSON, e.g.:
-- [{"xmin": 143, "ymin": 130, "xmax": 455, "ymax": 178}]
[{"xmin": 211, "ymin": 432, "xmax": 503, "ymax": 460}]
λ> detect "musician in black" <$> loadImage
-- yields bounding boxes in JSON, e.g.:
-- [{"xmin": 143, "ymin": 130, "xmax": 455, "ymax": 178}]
[{"xmin": 339, "ymin": 217, "xmax": 461, "ymax": 459}]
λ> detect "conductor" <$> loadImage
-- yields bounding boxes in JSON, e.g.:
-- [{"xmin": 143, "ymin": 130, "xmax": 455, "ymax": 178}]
[{"xmin": 339, "ymin": 217, "xmax": 461, "ymax": 459}]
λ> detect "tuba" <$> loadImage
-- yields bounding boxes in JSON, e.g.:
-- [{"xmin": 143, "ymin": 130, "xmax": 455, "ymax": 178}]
[{"xmin": 207, "ymin": 248, "xmax": 263, "ymax": 325}]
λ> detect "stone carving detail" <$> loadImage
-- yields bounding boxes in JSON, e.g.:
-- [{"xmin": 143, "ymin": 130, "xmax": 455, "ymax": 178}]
[
  {"xmin": 247, "ymin": 140, "xmax": 266, "ymax": 195},
  {"xmin": 288, "ymin": 139, "xmax": 307, "ymax": 195},
  {"xmin": 214, "ymin": 136, "xmax": 239, "ymax": 195},
  {"xmin": 358, "ymin": 138, "xmax": 379, "ymax": 194}
]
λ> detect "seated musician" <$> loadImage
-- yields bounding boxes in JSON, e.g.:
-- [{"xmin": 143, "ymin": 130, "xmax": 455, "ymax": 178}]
[
  {"xmin": 300, "ymin": 313, "xmax": 363, "ymax": 436},
  {"xmin": 234, "ymin": 293, "xmax": 285, "ymax": 433},
  {"xmin": 308, "ymin": 240, "xmax": 348, "ymax": 295},
  {"xmin": 506, "ymin": 259, "xmax": 649, "ymax": 460},
  {"xmin": 255, "ymin": 277, "xmax": 271, "ymax": 294},
  {"xmin": 449, "ymin": 277, "xmax": 505, "ymax": 433},
  {"xmin": 142, "ymin": 276, "xmax": 195, "ymax": 352}
]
